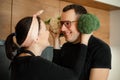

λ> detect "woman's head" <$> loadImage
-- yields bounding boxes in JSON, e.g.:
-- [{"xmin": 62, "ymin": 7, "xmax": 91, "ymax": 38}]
[
  {"xmin": 15, "ymin": 17, "xmax": 37, "ymax": 45},
  {"xmin": 5, "ymin": 13, "xmax": 50, "ymax": 60},
  {"xmin": 17, "ymin": 16, "xmax": 40, "ymax": 47}
]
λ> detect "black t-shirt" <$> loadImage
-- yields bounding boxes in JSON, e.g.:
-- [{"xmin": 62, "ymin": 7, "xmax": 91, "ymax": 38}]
[
  {"xmin": 11, "ymin": 35, "xmax": 111, "ymax": 80},
  {"xmin": 53, "ymin": 35, "xmax": 111, "ymax": 80},
  {"xmin": 11, "ymin": 44, "xmax": 87, "ymax": 80}
]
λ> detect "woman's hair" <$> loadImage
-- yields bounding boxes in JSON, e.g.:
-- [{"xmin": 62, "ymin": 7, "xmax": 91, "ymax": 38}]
[
  {"xmin": 63, "ymin": 4, "xmax": 87, "ymax": 15},
  {"xmin": 5, "ymin": 16, "xmax": 40, "ymax": 60}
]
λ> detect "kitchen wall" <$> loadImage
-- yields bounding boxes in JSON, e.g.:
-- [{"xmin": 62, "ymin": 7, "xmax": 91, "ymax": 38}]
[
  {"xmin": 0, "ymin": 0, "xmax": 110, "ymax": 46},
  {"xmin": 108, "ymin": 10, "xmax": 120, "ymax": 80},
  {"xmin": 0, "ymin": 0, "xmax": 11, "ymax": 41}
]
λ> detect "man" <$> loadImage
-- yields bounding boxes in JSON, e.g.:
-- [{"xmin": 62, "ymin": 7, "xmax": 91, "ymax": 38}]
[{"xmin": 52, "ymin": 4, "xmax": 111, "ymax": 80}]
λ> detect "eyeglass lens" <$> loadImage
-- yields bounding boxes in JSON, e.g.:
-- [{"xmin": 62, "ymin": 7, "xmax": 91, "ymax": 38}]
[{"xmin": 60, "ymin": 21, "xmax": 71, "ymax": 28}]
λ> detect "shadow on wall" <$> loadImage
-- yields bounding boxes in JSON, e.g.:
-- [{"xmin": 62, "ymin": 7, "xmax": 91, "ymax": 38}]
[
  {"xmin": 0, "ymin": 40, "xmax": 53, "ymax": 80},
  {"xmin": 41, "ymin": 46, "xmax": 53, "ymax": 61},
  {"xmin": 0, "ymin": 40, "xmax": 10, "ymax": 80}
]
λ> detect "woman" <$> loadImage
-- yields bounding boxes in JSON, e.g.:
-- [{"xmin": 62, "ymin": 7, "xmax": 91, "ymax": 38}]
[{"xmin": 5, "ymin": 10, "xmax": 91, "ymax": 80}]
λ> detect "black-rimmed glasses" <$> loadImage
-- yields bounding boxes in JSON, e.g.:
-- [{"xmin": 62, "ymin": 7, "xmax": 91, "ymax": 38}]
[{"xmin": 59, "ymin": 21, "xmax": 77, "ymax": 28}]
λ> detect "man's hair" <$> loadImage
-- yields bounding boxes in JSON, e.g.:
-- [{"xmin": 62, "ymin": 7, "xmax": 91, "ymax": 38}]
[{"xmin": 63, "ymin": 4, "xmax": 87, "ymax": 15}]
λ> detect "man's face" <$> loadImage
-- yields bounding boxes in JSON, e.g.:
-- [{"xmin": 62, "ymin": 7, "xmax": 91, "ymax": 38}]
[{"xmin": 60, "ymin": 9, "xmax": 80, "ymax": 43}]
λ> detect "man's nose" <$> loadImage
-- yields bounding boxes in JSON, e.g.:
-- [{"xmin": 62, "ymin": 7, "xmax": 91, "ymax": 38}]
[{"xmin": 61, "ymin": 24, "xmax": 67, "ymax": 31}]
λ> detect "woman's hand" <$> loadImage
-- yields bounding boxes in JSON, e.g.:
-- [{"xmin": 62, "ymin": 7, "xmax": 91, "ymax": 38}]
[
  {"xmin": 80, "ymin": 32, "xmax": 93, "ymax": 46},
  {"xmin": 49, "ymin": 25, "xmax": 61, "ymax": 49}
]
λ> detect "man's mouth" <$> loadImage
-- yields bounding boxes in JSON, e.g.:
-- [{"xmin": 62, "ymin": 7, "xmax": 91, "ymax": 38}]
[{"xmin": 64, "ymin": 31, "xmax": 72, "ymax": 38}]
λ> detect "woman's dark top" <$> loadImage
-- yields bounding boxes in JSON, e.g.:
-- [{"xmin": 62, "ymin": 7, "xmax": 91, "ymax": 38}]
[{"xmin": 11, "ymin": 44, "xmax": 87, "ymax": 80}]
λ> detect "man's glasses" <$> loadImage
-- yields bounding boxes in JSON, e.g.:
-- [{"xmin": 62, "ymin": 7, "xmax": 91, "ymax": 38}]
[{"xmin": 59, "ymin": 21, "xmax": 77, "ymax": 28}]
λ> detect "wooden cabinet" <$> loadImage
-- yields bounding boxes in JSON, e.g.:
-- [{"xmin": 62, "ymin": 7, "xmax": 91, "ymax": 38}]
[{"xmin": 61, "ymin": 0, "xmax": 120, "ymax": 11}]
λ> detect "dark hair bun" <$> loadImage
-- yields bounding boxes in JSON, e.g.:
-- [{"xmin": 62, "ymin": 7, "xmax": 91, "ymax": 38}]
[{"xmin": 78, "ymin": 13, "xmax": 100, "ymax": 34}]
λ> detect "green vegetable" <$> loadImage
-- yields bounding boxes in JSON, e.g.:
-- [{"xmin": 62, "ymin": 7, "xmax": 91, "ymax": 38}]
[
  {"xmin": 44, "ymin": 18, "xmax": 51, "ymax": 24},
  {"xmin": 78, "ymin": 13, "xmax": 100, "ymax": 34}
]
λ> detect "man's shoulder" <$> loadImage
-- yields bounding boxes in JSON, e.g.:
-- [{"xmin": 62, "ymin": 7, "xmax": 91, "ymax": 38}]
[{"xmin": 90, "ymin": 36, "xmax": 110, "ymax": 47}]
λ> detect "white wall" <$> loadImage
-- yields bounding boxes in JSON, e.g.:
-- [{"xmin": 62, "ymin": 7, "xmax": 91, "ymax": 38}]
[
  {"xmin": 110, "ymin": 10, "xmax": 120, "ymax": 46},
  {"xmin": 108, "ymin": 46, "xmax": 120, "ymax": 80},
  {"xmin": 95, "ymin": 0, "xmax": 120, "ymax": 7},
  {"xmin": 108, "ymin": 10, "xmax": 120, "ymax": 80}
]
